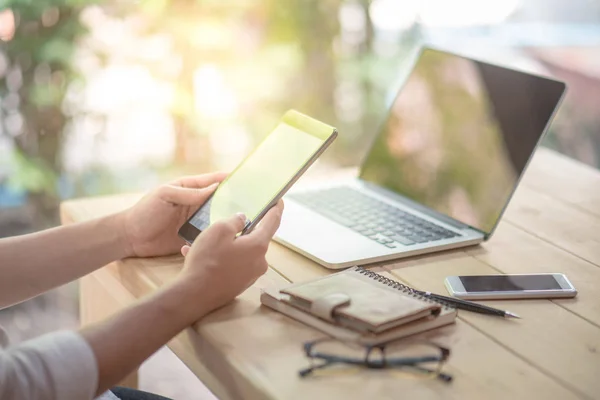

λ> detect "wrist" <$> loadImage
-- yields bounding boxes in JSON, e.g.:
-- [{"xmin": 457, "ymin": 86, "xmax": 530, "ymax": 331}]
[
  {"xmin": 113, "ymin": 211, "xmax": 135, "ymax": 258},
  {"xmin": 165, "ymin": 277, "xmax": 218, "ymax": 325}
]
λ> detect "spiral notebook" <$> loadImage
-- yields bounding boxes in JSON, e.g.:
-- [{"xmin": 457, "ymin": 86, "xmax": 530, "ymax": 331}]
[{"xmin": 260, "ymin": 267, "xmax": 457, "ymax": 345}]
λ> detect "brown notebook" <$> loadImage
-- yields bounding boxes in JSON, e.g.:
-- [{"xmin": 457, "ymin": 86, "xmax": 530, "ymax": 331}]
[{"xmin": 261, "ymin": 267, "xmax": 457, "ymax": 345}]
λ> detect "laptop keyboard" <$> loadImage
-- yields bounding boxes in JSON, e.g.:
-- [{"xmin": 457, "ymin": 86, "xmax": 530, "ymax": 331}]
[{"xmin": 288, "ymin": 187, "xmax": 460, "ymax": 248}]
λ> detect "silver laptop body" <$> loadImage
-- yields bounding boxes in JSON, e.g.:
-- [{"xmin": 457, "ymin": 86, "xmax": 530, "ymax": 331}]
[{"xmin": 274, "ymin": 46, "xmax": 566, "ymax": 269}]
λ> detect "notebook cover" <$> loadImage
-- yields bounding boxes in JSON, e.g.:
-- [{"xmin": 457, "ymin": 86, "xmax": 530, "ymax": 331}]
[
  {"xmin": 260, "ymin": 288, "xmax": 457, "ymax": 346},
  {"xmin": 280, "ymin": 270, "xmax": 441, "ymax": 332}
]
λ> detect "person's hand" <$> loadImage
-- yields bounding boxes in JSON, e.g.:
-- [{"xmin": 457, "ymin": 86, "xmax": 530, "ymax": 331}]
[
  {"xmin": 119, "ymin": 172, "xmax": 227, "ymax": 258},
  {"xmin": 175, "ymin": 200, "xmax": 284, "ymax": 319}
]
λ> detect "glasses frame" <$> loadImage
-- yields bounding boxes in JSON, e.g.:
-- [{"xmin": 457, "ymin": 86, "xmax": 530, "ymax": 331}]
[{"xmin": 299, "ymin": 337, "xmax": 453, "ymax": 382}]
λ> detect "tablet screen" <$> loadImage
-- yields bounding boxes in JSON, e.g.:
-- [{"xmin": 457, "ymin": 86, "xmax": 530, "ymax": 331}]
[{"xmin": 188, "ymin": 120, "xmax": 329, "ymax": 232}]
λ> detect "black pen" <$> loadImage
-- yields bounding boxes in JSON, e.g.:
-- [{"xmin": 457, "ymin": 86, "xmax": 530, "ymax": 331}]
[{"xmin": 420, "ymin": 291, "xmax": 521, "ymax": 319}]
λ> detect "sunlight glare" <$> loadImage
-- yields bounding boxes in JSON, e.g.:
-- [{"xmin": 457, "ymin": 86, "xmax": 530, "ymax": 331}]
[
  {"xmin": 0, "ymin": 9, "xmax": 15, "ymax": 41},
  {"xmin": 84, "ymin": 64, "xmax": 173, "ymax": 113},
  {"xmin": 370, "ymin": 0, "xmax": 419, "ymax": 31},
  {"xmin": 339, "ymin": 2, "xmax": 366, "ymax": 33},
  {"xmin": 419, "ymin": 0, "xmax": 520, "ymax": 26},
  {"xmin": 193, "ymin": 64, "xmax": 239, "ymax": 119},
  {"xmin": 209, "ymin": 124, "xmax": 251, "ymax": 170}
]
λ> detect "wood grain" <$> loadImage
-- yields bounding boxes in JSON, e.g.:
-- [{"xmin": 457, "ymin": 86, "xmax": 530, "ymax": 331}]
[
  {"xmin": 520, "ymin": 148, "xmax": 600, "ymax": 217},
  {"xmin": 60, "ymin": 148, "xmax": 600, "ymax": 400},
  {"xmin": 384, "ymin": 254, "xmax": 600, "ymax": 400},
  {"xmin": 503, "ymin": 185, "xmax": 600, "ymax": 266},
  {"xmin": 467, "ymin": 221, "xmax": 600, "ymax": 327}
]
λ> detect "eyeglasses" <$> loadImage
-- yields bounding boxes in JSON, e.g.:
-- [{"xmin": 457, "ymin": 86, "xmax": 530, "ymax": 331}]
[{"xmin": 299, "ymin": 338, "xmax": 453, "ymax": 382}]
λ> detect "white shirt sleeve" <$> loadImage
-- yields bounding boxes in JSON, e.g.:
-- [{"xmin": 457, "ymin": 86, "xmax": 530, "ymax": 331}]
[{"xmin": 0, "ymin": 329, "xmax": 99, "ymax": 400}]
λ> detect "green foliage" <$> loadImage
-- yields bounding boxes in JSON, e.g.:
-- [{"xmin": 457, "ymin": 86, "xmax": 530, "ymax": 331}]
[
  {"xmin": 7, "ymin": 148, "xmax": 57, "ymax": 194},
  {"xmin": 0, "ymin": 0, "xmax": 98, "ymax": 227},
  {"xmin": 29, "ymin": 81, "xmax": 63, "ymax": 107},
  {"xmin": 0, "ymin": 0, "xmax": 421, "ymax": 230}
]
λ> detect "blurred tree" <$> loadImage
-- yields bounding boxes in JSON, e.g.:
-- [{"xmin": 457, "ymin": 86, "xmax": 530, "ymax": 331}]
[
  {"xmin": 265, "ymin": 0, "xmax": 421, "ymax": 166},
  {"xmin": 135, "ymin": 0, "xmax": 258, "ymax": 172},
  {"xmin": 264, "ymin": 0, "xmax": 343, "ymax": 165},
  {"xmin": 266, "ymin": 0, "xmax": 340, "ymax": 119},
  {"xmin": 0, "ymin": 0, "xmax": 98, "ymax": 228},
  {"xmin": 135, "ymin": 0, "xmax": 343, "ymax": 170},
  {"xmin": 0, "ymin": 0, "xmax": 428, "ymax": 236}
]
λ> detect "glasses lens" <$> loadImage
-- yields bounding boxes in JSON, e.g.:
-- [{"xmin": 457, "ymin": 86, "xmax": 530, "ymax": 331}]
[
  {"xmin": 304, "ymin": 339, "xmax": 449, "ymax": 380},
  {"xmin": 386, "ymin": 341, "xmax": 447, "ymax": 380}
]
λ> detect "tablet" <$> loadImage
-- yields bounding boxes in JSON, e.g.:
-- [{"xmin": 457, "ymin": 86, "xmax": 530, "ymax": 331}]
[{"xmin": 178, "ymin": 110, "xmax": 337, "ymax": 243}]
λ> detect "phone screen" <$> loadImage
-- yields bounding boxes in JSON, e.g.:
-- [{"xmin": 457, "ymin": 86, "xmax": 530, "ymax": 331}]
[
  {"xmin": 459, "ymin": 275, "xmax": 562, "ymax": 292},
  {"xmin": 187, "ymin": 120, "xmax": 329, "ymax": 233}
]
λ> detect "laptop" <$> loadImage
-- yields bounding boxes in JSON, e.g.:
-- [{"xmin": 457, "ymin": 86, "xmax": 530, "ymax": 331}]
[{"xmin": 274, "ymin": 46, "xmax": 566, "ymax": 269}]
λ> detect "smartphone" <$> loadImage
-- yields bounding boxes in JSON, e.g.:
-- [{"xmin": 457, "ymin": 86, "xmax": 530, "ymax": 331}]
[
  {"xmin": 178, "ymin": 110, "xmax": 337, "ymax": 244},
  {"xmin": 444, "ymin": 273, "xmax": 577, "ymax": 300}
]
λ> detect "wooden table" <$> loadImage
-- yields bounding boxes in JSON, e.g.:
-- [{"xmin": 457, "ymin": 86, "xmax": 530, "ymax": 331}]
[{"xmin": 61, "ymin": 148, "xmax": 600, "ymax": 400}]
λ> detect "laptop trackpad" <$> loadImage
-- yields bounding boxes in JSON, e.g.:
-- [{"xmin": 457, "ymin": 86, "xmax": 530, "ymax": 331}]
[{"xmin": 274, "ymin": 200, "xmax": 391, "ymax": 266}]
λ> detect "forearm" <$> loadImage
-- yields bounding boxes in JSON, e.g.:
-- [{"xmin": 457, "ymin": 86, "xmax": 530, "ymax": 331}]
[
  {"xmin": 0, "ymin": 213, "xmax": 130, "ymax": 309},
  {"xmin": 80, "ymin": 278, "xmax": 210, "ymax": 395}
]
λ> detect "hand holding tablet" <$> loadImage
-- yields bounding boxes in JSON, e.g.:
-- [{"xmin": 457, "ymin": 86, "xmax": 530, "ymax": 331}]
[{"xmin": 178, "ymin": 110, "xmax": 337, "ymax": 244}]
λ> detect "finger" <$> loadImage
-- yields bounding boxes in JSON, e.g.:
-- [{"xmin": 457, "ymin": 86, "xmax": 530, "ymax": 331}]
[
  {"xmin": 248, "ymin": 200, "xmax": 284, "ymax": 242},
  {"xmin": 181, "ymin": 245, "xmax": 191, "ymax": 257},
  {"xmin": 159, "ymin": 182, "xmax": 218, "ymax": 206},
  {"xmin": 219, "ymin": 212, "xmax": 247, "ymax": 236},
  {"xmin": 173, "ymin": 171, "xmax": 228, "ymax": 189}
]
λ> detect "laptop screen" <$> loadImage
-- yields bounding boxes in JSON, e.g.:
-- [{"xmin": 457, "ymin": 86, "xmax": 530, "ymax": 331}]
[{"xmin": 359, "ymin": 48, "xmax": 565, "ymax": 234}]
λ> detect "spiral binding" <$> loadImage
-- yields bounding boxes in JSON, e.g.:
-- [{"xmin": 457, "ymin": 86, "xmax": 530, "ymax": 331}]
[{"xmin": 355, "ymin": 267, "xmax": 455, "ymax": 310}]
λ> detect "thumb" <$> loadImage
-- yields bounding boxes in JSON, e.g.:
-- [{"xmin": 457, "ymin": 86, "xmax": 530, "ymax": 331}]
[
  {"xmin": 181, "ymin": 245, "xmax": 191, "ymax": 257},
  {"xmin": 159, "ymin": 182, "xmax": 218, "ymax": 206},
  {"xmin": 221, "ymin": 212, "xmax": 248, "ymax": 235}
]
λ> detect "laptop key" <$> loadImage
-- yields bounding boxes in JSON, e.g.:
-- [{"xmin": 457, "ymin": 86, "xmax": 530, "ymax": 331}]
[
  {"xmin": 389, "ymin": 235, "xmax": 415, "ymax": 246},
  {"xmin": 318, "ymin": 211, "xmax": 356, "ymax": 227},
  {"xmin": 290, "ymin": 187, "xmax": 462, "ymax": 246},
  {"xmin": 411, "ymin": 236, "xmax": 429, "ymax": 243}
]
